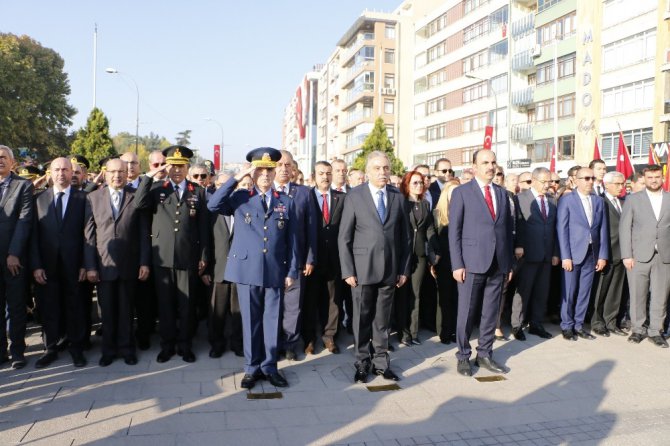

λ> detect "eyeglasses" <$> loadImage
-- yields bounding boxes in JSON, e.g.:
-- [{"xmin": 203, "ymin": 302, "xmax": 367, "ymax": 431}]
[
  {"xmin": 151, "ymin": 162, "xmax": 166, "ymax": 168},
  {"xmin": 578, "ymin": 176, "xmax": 596, "ymax": 181},
  {"xmin": 495, "ymin": 172, "xmax": 504, "ymax": 177},
  {"xmin": 439, "ymin": 169, "xmax": 454, "ymax": 175},
  {"xmin": 191, "ymin": 174, "xmax": 208, "ymax": 180},
  {"xmin": 410, "ymin": 181, "xmax": 423, "ymax": 186}
]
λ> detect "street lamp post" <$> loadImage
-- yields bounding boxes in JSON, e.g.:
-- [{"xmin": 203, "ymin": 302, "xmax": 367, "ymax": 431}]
[
  {"xmin": 204, "ymin": 117, "xmax": 225, "ymax": 164},
  {"xmin": 106, "ymin": 68, "xmax": 140, "ymax": 154},
  {"xmin": 466, "ymin": 73, "xmax": 499, "ymax": 159}
]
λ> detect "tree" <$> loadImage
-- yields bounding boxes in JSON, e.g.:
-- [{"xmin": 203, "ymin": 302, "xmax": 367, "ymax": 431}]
[
  {"xmin": 352, "ymin": 117, "xmax": 405, "ymax": 175},
  {"xmin": 71, "ymin": 108, "xmax": 116, "ymax": 170},
  {"xmin": 175, "ymin": 130, "xmax": 191, "ymax": 146},
  {"xmin": 0, "ymin": 33, "xmax": 76, "ymax": 162}
]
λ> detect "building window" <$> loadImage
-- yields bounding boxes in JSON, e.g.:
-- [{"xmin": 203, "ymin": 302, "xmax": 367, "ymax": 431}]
[
  {"xmin": 384, "ymin": 74, "xmax": 395, "ymax": 89},
  {"xmin": 427, "ymin": 123, "xmax": 447, "ymax": 142},
  {"xmin": 463, "ymin": 49, "xmax": 488, "ymax": 74},
  {"xmin": 559, "ymin": 135, "xmax": 575, "ymax": 159},
  {"xmin": 385, "ymin": 25, "xmax": 396, "ymax": 39},
  {"xmin": 428, "ymin": 68, "xmax": 448, "ymax": 88},
  {"xmin": 538, "ymin": 0, "xmax": 563, "ymax": 13},
  {"xmin": 603, "ymin": 29, "xmax": 656, "ymax": 72},
  {"xmin": 488, "ymin": 40, "xmax": 508, "ymax": 64},
  {"xmin": 603, "ymin": 0, "xmax": 658, "ymax": 28},
  {"xmin": 537, "ymin": 12, "xmax": 576, "ymax": 46},
  {"xmin": 426, "ymin": 12, "xmax": 448, "ymax": 38},
  {"xmin": 601, "ymin": 128, "xmax": 653, "ymax": 159},
  {"xmin": 462, "ymin": 113, "xmax": 487, "ymax": 133},
  {"xmin": 386, "ymin": 124, "xmax": 395, "ymax": 141},
  {"xmin": 384, "ymin": 100, "xmax": 394, "ymax": 114},
  {"xmin": 601, "ymin": 79, "xmax": 654, "ymax": 117},
  {"xmin": 530, "ymin": 135, "xmax": 574, "ymax": 161},
  {"xmin": 464, "ymin": 0, "xmax": 491, "ymax": 15},
  {"xmin": 559, "ymin": 94, "xmax": 575, "ymax": 118},
  {"xmin": 534, "ymin": 53, "xmax": 576, "ymax": 84},
  {"xmin": 490, "ymin": 73, "xmax": 508, "ymax": 94},
  {"xmin": 534, "ymin": 94, "xmax": 575, "ymax": 122},
  {"xmin": 427, "ymin": 95, "xmax": 447, "ymax": 115},
  {"xmin": 464, "ymin": 17, "xmax": 490, "ymax": 44},
  {"xmin": 463, "ymin": 82, "xmax": 488, "ymax": 103},
  {"xmin": 488, "ymin": 108, "xmax": 507, "ymax": 128},
  {"xmin": 427, "ymin": 41, "xmax": 446, "ymax": 63},
  {"xmin": 384, "ymin": 49, "xmax": 395, "ymax": 64}
]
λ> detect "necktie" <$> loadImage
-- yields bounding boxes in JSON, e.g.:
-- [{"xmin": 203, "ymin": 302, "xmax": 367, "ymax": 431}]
[
  {"xmin": 55, "ymin": 191, "xmax": 64, "ymax": 226},
  {"xmin": 584, "ymin": 196, "xmax": 593, "ymax": 226},
  {"xmin": 111, "ymin": 190, "xmax": 121, "ymax": 219},
  {"xmin": 0, "ymin": 181, "xmax": 6, "ymax": 203},
  {"xmin": 540, "ymin": 195, "xmax": 547, "ymax": 220},
  {"xmin": 261, "ymin": 194, "xmax": 268, "ymax": 212},
  {"xmin": 612, "ymin": 198, "xmax": 621, "ymax": 214},
  {"xmin": 376, "ymin": 190, "xmax": 386, "ymax": 223},
  {"xmin": 322, "ymin": 193, "xmax": 330, "ymax": 224},
  {"xmin": 174, "ymin": 184, "xmax": 180, "ymax": 201},
  {"xmin": 484, "ymin": 185, "xmax": 495, "ymax": 220}
]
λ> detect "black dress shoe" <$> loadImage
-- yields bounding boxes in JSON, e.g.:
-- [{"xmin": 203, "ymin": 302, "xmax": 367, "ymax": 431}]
[
  {"xmin": 12, "ymin": 359, "xmax": 26, "ymax": 369},
  {"xmin": 124, "ymin": 354, "xmax": 138, "ymax": 365},
  {"xmin": 609, "ymin": 327, "xmax": 627, "ymax": 336},
  {"xmin": 411, "ymin": 339, "xmax": 421, "ymax": 346},
  {"xmin": 628, "ymin": 332, "xmax": 645, "ymax": 343},
  {"xmin": 373, "ymin": 367, "xmax": 400, "ymax": 381},
  {"xmin": 648, "ymin": 335, "xmax": 669, "ymax": 348},
  {"xmin": 265, "ymin": 372, "xmax": 288, "ymax": 387},
  {"xmin": 528, "ymin": 326, "xmax": 553, "ymax": 339},
  {"xmin": 71, "ymin": 351, "xmax": 87, "ymax": 367},
  {"xmin": 240, "ymin": 374, "xmax": 257, "ymax": 389},
  {"xmin": 575, "ymin": 329, "xmax": 596, "ymax": 340},
  {"xmin": 232, "ymin": 348, "xmax": 244, "ymax": 357},
  {"xmin": 156, "ymin": 349, "xmax": 175, "ymax": 363},
  {"xmin": 439, "ymin": 336, "xmax": 451, "ymax": 345},
  {"xmin": 99, "ymin": 355, "xmax": 115, "ymax": 367},
  {"xmin": 593, "ymin": 327, "xmax": 610, "ymax": 337},
  {"xmin": 0, "ymin": 354, "xmax": 9, "ymax": 366},
  {"xmin": 354, "ymin": 368, "xmax": 368, "ymax": 384},
  {"xmin": 562, "ymin": 329, "xmax": 577, "ymax": 341},
  {"xmin": 457, "ymin": 359, "xmax": 472, "ymax": 377},
  {"xmin": 35, "ymin": 351, "xmax": 58, "ymax": 369},
  {"xmin": 285, "ymin": 349, "xmax": 297, "ymax": 361},
  {"xmin": 387, "ymin": 344, "xmax": 395, "ymax": 352},
  {"xmin": 181, "ymin": 350, "xmax": 196, "ymax": 363},
  {"xmin": 209, "ymin": 348, "xmax": 224, "ymax": 358},
  {"xmin": 475, "ymin": 356, "xmax": 507, "ymax": 374},
  {"xmin": 512, "ymin": 327, "xmax": 526, "ymax": 341}
]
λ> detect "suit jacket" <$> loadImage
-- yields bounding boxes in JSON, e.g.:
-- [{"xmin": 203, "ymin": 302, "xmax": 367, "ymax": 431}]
[
  {"xmin": 279, "ymin": 183, "xmax": 317, "ymax": 268},
  {"xmin": 207, "ymin": 177, "xmax": 298, "ymax": 288},
  {"xmin": 210, "ymin": 213, "xmax": 233, "ymax": 283},
  {"xmin": 310, "ymin": 188, "xmax": 345, "ymax": 278},
  {"xmin": 406, "ymin": 199, "xmax": 437, "ymax": 264},
  {"xmin": 428, "ymin": 181, "xmax": 443, "ymax": 209},
  {"xmin": 0, "ymin": 173, "xmax": 33, "ymax": 260},
  {"xmin": 619, "ymin": 190, "xmax": 670, "ymax": 263},
  {"xmin": 556, "ymin": 191, "xmax": 609, "ymax": 264},
  {"xmin": 30, "ymin": 187, "xmax": 87, "ymax": 276},
  {"xmin": 448, "ymin": 180, "xmax": 514, "ymax": 274},
  {"xmin": 134, "ymin": 177, "xmax": 210, "ymax": 270},
  {"xmin": 514, "ymin": 189, "xmax": 559, "ymax": 263},
  {"xmin": 603, "ymin": 196, "xmax": 623, "ymax": 263},
  {"xmin": 338, "ymin": 183, "xmax": 412, "ymax": 286},
  {"xmin": 84, "ymin": 186, "xmax": 151, "ymax": 281}
]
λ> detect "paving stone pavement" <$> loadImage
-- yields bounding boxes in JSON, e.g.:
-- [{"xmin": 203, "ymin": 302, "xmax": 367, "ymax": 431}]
[{"xmin": 1, "ymin": 323, "xmax": 669, "ymax": 445}]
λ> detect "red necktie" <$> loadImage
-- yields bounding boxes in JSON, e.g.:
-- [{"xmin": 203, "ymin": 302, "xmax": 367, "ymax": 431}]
[
  {"xmin": 484, "ymin": 185, "xmax": 495, "ymax": 220},
  {"xmin": 322, "ymin": 193, "xmax": 330, "ymax": 224},
  {"xmin": 540, "ymin": 195, "xmax": 547, "ymax": 220}
]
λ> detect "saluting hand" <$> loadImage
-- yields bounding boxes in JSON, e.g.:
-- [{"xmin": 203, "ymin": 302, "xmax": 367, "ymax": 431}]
[
  {"xmin": 146, "ymin": 163, "xmax": 168, "ymax": 178},
  {"xmin": 234, "ymin": 165, "xmax": 255, "ymax": 182},
  {"xmin": 6, "ymin": 255, "xmax": 22, "ymax": 277},
  {"xmin": 138, "ymin": 266, "xmax": 150, "ymax": 281}
]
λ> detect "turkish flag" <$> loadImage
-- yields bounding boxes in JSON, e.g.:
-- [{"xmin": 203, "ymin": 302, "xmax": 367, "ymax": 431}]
[
  {"xmin": 549, "ymin": 144, "xmax": 557, "ymax": 173},
  {"xmin": 593, "ymin": 138, "xmax": 601, "ymax": 161},
  {"xmin": 615, "ymin": 131, "xmax": 634, "ymax": 197},
  {"xmin": 213, "ymin": 144, "xmax": 221, "ymax": 171},
  {"xmin": 664, "ymin": 164, "xmax": 670, "ymax": 192},
  {"xmin": 483, "ymin": 126, "xmax": 493, "ymax": 150},
  {"xmin": 648, "ymin": 144, "xmax": 658, "ymax": 165}
]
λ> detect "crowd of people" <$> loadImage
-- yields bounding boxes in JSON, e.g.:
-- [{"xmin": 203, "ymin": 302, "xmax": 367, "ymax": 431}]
[{"xmin": 0, "ymin": 143, "xmax": 666, "ymax": 388}]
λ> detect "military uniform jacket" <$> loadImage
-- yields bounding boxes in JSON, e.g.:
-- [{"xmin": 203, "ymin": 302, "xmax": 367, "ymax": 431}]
[
  {"xmin": 134, "ymin": 176, "xmax": 210, "ymax": 270},
  {"xmin": 207, "ymin": 177, "xmax": 298, "ymax": 288}
]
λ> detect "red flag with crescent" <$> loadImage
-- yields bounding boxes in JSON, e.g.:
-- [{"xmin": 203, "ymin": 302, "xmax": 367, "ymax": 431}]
[
  {"xmin": 549, "ymin": 144, "xmax": 557, "ymax": 173},
  {"xmin": 213, "ymin": 145, "xmax": 221, "ymax": 171},
  {"xmin": 483, "ymin": 126, "xmax": 493, "ymax": 150}
]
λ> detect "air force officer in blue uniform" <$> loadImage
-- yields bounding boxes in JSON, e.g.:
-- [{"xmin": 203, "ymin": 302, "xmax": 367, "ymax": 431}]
[{"xmin": 207, "ymin": 148, "xmax": 298, "ymax": 389}]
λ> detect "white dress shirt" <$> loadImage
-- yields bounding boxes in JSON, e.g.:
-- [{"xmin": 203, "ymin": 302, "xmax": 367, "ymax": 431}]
[
  {"xmin": 605, "ymin": 192, "xmax": 621, "ymax": 214},
  {"xmin": 474, "ymin": 177, "xmax": 497, "ymax": 215},
  {"xmin": 367, "ymin": 183, "xmax": 388, "ymax": 208},
  {"xmin": 52, "ymin": 185, "xmax": 71, "ymax": 218},
  {"xmin": 316, "ymin": 189, "xmax": 331, "ymax": 211},
  {"xmin": 646, "ymin": 189, "xmax": 663, "ymax": 221},
  {"xmin": 576, "ymin": 190, "xmax": 593, "ymax": 226},
  {"xmin": 530, "ymin": 188, "xmax": 550, "ymax": 217},
  {"xmin": 255, "ymin": 187, "xmax": 272, "ymax": 209},
  {"xmin": 170, "ymin": 179, "xmax": 187, "ymax": 200}
]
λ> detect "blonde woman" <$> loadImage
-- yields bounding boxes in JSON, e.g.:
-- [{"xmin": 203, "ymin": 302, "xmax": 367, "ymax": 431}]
[{"xmin": 429, "ymin": 181, "xmax": 460, "ymax": 344}]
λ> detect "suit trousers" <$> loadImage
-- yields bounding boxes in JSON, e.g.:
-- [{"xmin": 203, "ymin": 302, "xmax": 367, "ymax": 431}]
[
  {"xmin": 627, "ymin": 252, "xmax": 670, "ymax": 336},
  {"xmin": 352, "ymin": 283, "xmax": 395, "ymax": 370},
  {"xmin": 97, "ymin": 279, "xmax": 136, "ymax": 357},
  {"xmin": 435, "ymin": 263, "xmax": 458, "ymax": 339},
  {"xmin": 591, "ymin": 260, "xmax": 626, "ymax": 331},
  {"xmin": 455, "ymin": 259, "xmax": 504, "ymax": 360},
  {"xmin": 208, "ymin": 281, "xmax": 242, "ymax": 352},
  {"xmin": 560, "ymin": 246, "xmax": 595, "ymax": 331},
  {"xmin": 237, "ymin": 284, "xmax": 282, "ymax": 375},
  {"xmin": 134, "ymin": 272, "xmax": 157, "ymax": 341},
  {"xmin": 37, "ymin": 261, "xmax": 86, "ymax": 353},
  {"xmin": 0, "ymin": 264, "xmax": 27, "ymax": 359},
  {"xmin": 153, "ymin": 267, "xmax": 197, "ymax": 352},
  {"xmin": 302, "ymin": 270, "xmax": 342, "ymax": 345},
  {"xmin": 339, "ymin": 284, "xmax": 353, "ymax": 330},
  {"xmin": 511, "ymin": 261, "xmax": 551, "ymax": 329},
  {"xmin": 396, "ymin": 255, "xmax": 426, "ymax": 341},
  {"xmin": 281, "ymin": 274, "xmax": 305, "ymax": 350}
]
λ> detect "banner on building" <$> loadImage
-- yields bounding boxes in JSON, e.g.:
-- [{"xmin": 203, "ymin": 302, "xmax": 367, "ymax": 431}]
[
  {"xmin": 213, "ymin": 144, "xmax": 221, "ymax": 171},
  {"xmin": 483, "ymin": 126, "xmax": 493, "ymax": 150}
]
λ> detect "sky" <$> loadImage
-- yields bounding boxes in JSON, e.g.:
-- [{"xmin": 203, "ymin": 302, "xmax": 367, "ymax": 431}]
[{"xmin": 1, "ymin": 0, "xmax": 397, "ymax": 163}]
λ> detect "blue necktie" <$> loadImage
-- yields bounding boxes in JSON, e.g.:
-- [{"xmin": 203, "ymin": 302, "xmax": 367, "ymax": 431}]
[{"xmin": 376, "ymin": 190, "xmax": 386, "ymax": 223}]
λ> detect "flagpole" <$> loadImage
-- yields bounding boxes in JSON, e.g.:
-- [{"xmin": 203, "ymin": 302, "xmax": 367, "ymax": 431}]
[
  {"xmin": 93, "ymin": 23, "xmax": 97, "ymax": 109},
  {"xmin": 553, "ymin": 36, "xmax": 558, "ymax": 169}
]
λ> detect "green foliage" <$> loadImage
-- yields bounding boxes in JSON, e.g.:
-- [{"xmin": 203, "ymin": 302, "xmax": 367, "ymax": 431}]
[
  {"xmin": 352, "ymin": 117, "xmax": 405, "ymax": 175},
  {"xmin": 0, "ymin": 33, "xmax": 76, "ymax": 162},
  {"xmin": 71, "ymin": 108, "xmax": 115, "ymax": 170},
  {"xmin": 112, "ymin": 131, "xmax": 171, "ymax": 172},
  {"xmin": 176, "ymin": 130, "xmax": 191, "ymax": 146}
]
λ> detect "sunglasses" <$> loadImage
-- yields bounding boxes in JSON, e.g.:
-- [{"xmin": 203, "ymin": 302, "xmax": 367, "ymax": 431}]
[
  {"xmin": 551, "ymin": 180, "xmax": 560, "ymax": 184},
  {"xmin": 495, "ymin": 172, "xmax": 504, "ymax": 177},
  {"xmin": 578, "ymin": 176, "xmax": 596, "ymax": 181},
  {"xmin": 439, "ymin": 169, "xmax": 454, "ymax": 175},
  {"xmin": 191, "ymin": 174, "xmax": 208, "ymax": 180},
  {"xmin": 522, "ymin": 180, "xmax": 532, "ymax": 184}
]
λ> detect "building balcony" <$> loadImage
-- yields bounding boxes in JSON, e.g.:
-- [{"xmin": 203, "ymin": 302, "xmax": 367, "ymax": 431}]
[
  {"xmin": 511, "ymin": 123, "xmax": 534, "ymax": 144},
  {"xmin": 342, "ymin": 83, "xmax": 375, "ymax": 110},
  {"xmin": 511, "ymin": 13, "xmax": 535, "ymax": 40},
  {"xmin": 662, "ymin": 49, "xmax": 670, "ymax": 72},
  {"xmin": 512, "ymin": 49, "xmax": 537, "ymax": 73},
  {"xmin": 340, "ymin": 61, "xmax": 374, "ymax": 88},
  {"xmin": 513, "ymin": 0, "xmax": 538, "ymax": 7},
  {"xmin": 339, "ymin": 32, "xmax": 375, "ymax": 66},
  {"xmin": 512, "ymin": 87, "xmax": 535, "ymax": 108}
]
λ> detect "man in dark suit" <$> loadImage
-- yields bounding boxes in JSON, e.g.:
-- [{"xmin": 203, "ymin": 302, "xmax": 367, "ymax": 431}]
[
  {"xmin": 0, "ymin": 146, "xmax": 33, "ymax": 369},
  {"xmin": 429, "ymin": 158, "xmax": 453, "ymax": 208},
  {"xmin": 449, "ymin": 149, "xmax": 514, "ymax": 376},
  {"xmin": 207, "ymin": 147, "xmax": 298, "ymax": 389},
  {"xmin": 339, "ymin": 151, "xmax": 411, "ymax": 383},
  {"xmin": 511, "ymin": 167, "xmax": 559, "ymax": 341},
  {"xmin": 330, "ymin": 159, "xmax": 353, "ymax": 333},
  {"xmin": 331, "ymin": 159, "xmax": 350, "ymax": 193},
  {"xmin": 84, "ymin": 158, "xmax": 151, "ymax": 366},
  {"xmin": 591, "ymin": 171, "xmax": 627, "ymax": 337},
  {"xmin": 302, "ymin": 161, "xmax": 345, "ymax": 355},
  {"xmin": 557, "ymin": 167, "xmax": 609, "ymax": 341},
  {"xmin": 589, "ymin": 159, "xmax": 607, "ymax": 197},
  {"xmin": 31, "ymin": 157, "xmax": 89, "ymax": 368},
  {"xmin": 274, "ymin": 150, "xmax": 317, "ymax": 360},
  {"xmin": 135, "ymin": 146, "xmax": 210, "ymax": 363}
]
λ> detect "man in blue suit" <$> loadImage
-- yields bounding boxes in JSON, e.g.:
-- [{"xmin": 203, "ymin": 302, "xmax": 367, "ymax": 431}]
[
  {"xmin": 207, "ymin": 148, "xmax": 298, "ymax": 389},
  {"xmin": 449, "ymin": 149, "xmax": 514, "ymax": 377},
  {"xmin": 557, "ymin": 167, "xmax": 609, "ymax": 341}
]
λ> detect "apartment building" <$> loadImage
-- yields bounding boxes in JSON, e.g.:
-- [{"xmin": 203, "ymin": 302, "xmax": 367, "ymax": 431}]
[{"xmin": 282, "ymin": 70, "xmax": 320, "ymax": 173}]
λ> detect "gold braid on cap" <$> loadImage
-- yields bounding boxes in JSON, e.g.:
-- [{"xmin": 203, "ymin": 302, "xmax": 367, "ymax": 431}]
[
  {"xmin": 252, "ymin": 152, "xmax": 277, "ymax": 168},
  {"xmin": 174, "ymin": 148, "xmax": 182, "ymax": 158},
  {"xmin": 70, "ymin": 157, "xmax": 79, "ymax": 166}
]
